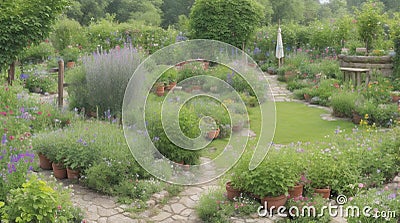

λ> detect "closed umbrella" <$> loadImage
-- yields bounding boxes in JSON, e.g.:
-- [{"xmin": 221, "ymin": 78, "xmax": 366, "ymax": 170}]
[{"xmin": 276, "ymin": 26, "xmax": 284, "ymax": 68}]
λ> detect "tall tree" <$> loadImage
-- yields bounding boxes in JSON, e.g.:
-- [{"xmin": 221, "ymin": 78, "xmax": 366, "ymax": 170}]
[
  {"xmin": 161, "ymin": 0, "xmax": 195, "ymax": 28},
  {"xmin": 302, "ymin": 0, "xmax": 321, "ymax": 24},
  {"xmin": 255, "ymin": 0, "xmax": 273, "ymax": 25},
  {"xmin": 0, "ymin": 0, "xmax": 68, "ymax": 83},
  {"xmin": 77, "ymin": 0, "xmax": 109, "ymax": 25},
  {"xmin": 270, "ymin": 0, "xmax": 305, "ymax": 23},
  {"xmin": 189, "ymin": 0, "xmax": 263, "ymax": 49}
]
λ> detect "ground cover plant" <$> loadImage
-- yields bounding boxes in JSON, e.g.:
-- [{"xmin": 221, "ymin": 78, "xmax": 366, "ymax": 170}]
[{"xmin": 0, "ymin": 82, "xmax": 84, "ymax": 222}]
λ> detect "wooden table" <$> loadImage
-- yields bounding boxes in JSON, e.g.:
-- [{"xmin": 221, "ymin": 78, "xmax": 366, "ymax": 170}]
[{"xmin": 340, "ymin": 67, "xmax": 370, "ymax": 87}]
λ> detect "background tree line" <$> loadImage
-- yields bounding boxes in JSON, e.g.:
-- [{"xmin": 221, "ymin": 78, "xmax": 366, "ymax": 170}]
[{"xmin": 64, "ymin": 0, "xmax": 399, "ymax": 28}]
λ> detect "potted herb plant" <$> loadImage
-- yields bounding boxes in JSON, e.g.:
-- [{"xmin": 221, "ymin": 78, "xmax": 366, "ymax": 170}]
[
  {"xmin": 241, "ymin": 148, "xmax": 299, "ymax": 209},
  {"xmin": 61, "ymin": 46, "xmax": 80, "ymax": 68},
  {"xmin": 62, "ymin": 136, "xmax": 98, "ymax": 179},
  {"xmin": 163, "ymin": 68, "xmax": 178, "ymax": 90}
]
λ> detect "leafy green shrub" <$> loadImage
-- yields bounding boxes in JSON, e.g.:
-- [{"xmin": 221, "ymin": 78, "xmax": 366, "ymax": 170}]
[
  {"xmin": 65, "ymin": 66, "xmax": 92, "ymax": 112},
  {"xmin": 146, "ymin": 99, "xmax": 201, "ymax": 165},
  {"xmin": 355, "ymin": 1, "xmax": 386, "ymax": 52},
  {"xmin": 237, "ymin": 148, "xmax": 300, "ymax": 198},
  {"xmin": 21, "ymin": 42, "xmax": 55, "ymax": 63},
  {"xmin": 86, "ymin": 18, "xmax": 178, "ymax": 53},
  {"xmin": 61, "ymin": 46, "xmax": 80, "ymax": 62},
  {"xmin": 196, "ymin": 189, "xmax": 260, "ymax": 223},
  {"xmin": 286, "ymin": 79, "xmax": 312, "ymax": 92},
  {"xmin": 318, "ymin": 59, "xmax": 341, "ymax": 79},
  {"xmin": 355, "ymin": 100, "xmax": 398, "ymax": 127},
  {"xmin": 1, "ymin": 175, "xmax": 83, "ymax": 223},
  {"xmin": 25, "ymin": 73, "xmax": 57, "ymax": 93},
  {"xmin": 196, "ymin": 190, "xmax": 231, "ymax": 223},
  {"xmin": 50, "ymin": 16, "xmax": 85, "ymax": 52},
  {"xmin": 331, "ymin": 91, "xmax": 358, "ymax": 118}
]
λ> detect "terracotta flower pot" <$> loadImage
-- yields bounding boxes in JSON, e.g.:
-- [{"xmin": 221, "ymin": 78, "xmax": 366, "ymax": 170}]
[
  {"xmin": 304, "ymin": 93, "xmax": 311, "ymax": 102},
  {"xmin": 66, "ymin": 61, "xmax": 75, "ymax": 68},
  {"xmin": 165, "ymin": 82, "xmax": 177, "ymax": 91},
  {"xmin": 67, "ymin": 168, "xmax": 80, "ymax": 179},
  {"xmin": 202, "ymin": 61, "xmax": 209, "ymax": 70},
  {"xmin": 52, "ymin": 162, "xmax": 67, "ymax": 179},
  {"xmin": 261, "ymin": 194, "xmax": 288, "ymax": 210},
  {"xmin": 38, "ymin": 153, "xmax": 52, "ymax": 170},
  {"xmin": 156, "ymin": 85, "xmax": 165, "ymax": 96},
  {"xmin": 352, "ymin": 112, "xmax": 362, "ymax": 124},
  {"xmin": 314, "ymin": 188, "xmax": 331, "ymax": 199},
  {"xmin": 226, "ymin": 182, "xmax": 241, "ymax": 201},
  {"xmin": 288, "ymin": 184, "xmax": 304, "ymax": 198},
  {"xmin": 207, "ymin": 128, "xmax": 220, "ymax": 139},
  {"xmin": 391, "ymin": 95, "xmax": 400, "ymax": 103}
]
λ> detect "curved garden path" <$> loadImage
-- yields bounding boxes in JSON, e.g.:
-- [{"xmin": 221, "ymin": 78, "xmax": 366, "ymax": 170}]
[{"xmin": 39, "ymin": 73, "xmax": 349, "ymax": 222}]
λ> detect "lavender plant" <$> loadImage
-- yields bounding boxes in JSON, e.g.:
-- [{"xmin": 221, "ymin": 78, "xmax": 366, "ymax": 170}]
[{"xmin": 82, "ymin": 46, "xmax": 143, "ymax": 116}]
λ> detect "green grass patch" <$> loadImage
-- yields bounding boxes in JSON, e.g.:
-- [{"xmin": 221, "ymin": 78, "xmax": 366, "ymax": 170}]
[
  {"xmin": 260, "ymin": 102, "xmax": 355, "ymax": 144},
  {"xmin": 201, "ymin": 102, "xmax": 356, "ymax": 158}
]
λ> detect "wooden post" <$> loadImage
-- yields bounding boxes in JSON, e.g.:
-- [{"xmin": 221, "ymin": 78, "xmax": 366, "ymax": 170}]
[
  {"xmin": 7, "ymin": 61, "xmax": 15, "ymax": 85},
  {"xmin": 58, "ymin": 60, "xmax": 64, "ymax": 108}
]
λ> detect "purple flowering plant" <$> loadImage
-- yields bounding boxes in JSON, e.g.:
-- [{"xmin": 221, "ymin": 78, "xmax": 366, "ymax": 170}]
[{"xmin": 346, "ymin": 184, "xmax": 400, "ymax": 223}]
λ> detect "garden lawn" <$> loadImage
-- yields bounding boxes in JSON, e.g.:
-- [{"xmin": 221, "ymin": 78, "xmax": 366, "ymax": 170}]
[
  {"xmin": 258, "ymin": 102, "xmax": 355, "ymax": 144},
  {"xmin": 202, "ymin": 102, "xmax": 356, "ymax": 158}
]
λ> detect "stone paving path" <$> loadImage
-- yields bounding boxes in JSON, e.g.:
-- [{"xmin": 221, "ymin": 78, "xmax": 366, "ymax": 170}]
[
  {"xmin": 40, "ymin": 73, "xmax": 351, "ymax": 222},
  {"xmin": 266, "ymin": 74, "xmax": 295, "ymax": 102}
]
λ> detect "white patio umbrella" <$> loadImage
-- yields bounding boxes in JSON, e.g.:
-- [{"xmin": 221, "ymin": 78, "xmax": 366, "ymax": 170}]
[{"xmin": 276, "ymin": 26, "xmax": 284, "ymax": 68}]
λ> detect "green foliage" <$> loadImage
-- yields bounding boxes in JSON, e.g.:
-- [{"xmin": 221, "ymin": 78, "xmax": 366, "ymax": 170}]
[
  {"xmin": 235, "ymin": 148, "xmax": 300, "ymax": 198},
  {"xmin": 270, "ymin": 0, "xmax": 305, "ymax": 23},
  {"xmin": 392, "ymin": 16, "xmax": 400, "ymax": 81},
  {"xmin": 355, "ymin": 1, "xmax": 386, "ymax": 52},
  {"xmin": 115, "ymin": 179, "xmax": 163, "ymax": 202},
  {"xmin": 0, "ymin": 0, "xmax": 68, "ymax": 70},
  {"xmin": 331, "ymin": 91, "xmax": 358, "ymax": 118},
  {"xmin": 355, "ymin": 100, "xmax": 398, "ymax": 127},
  {"xmin": 306, "ymin": 144, "xmax": 360, "ymax": 195},
  {"xmin": 189, "ymin": 0, "xmax": 263, "ymax": 49},
  {"xmin": 50, "ymin": 17, "xmax": 85, "ymax": 52},
  {"xmin": 61, "ymin": 47, "xmax": 80, "ymax": 62},
  {"xmin": 85, "ymin": 17, "xmax": 178, "ymax": 53},
  {"xmin": 346, "ymin": 186, "xmax": 400, "ymax": 223},
  {"xmin": 161, "ymin": 0, "xmax": 194, "ymax": 28},
  {"xmin": 196, "ymin": 189, "xmax": 260, "ymax": 222},
  {"xmin": 1, "ymin": 175, "xmax": 83, "ymax": 223},
  {"xmin": 64, "ymin": 66, "xmax": 92, "ymax": 113},
  {"xmin": 25, "ymin": 73, "xmax": 57, "ymax": 93},
  {"xmin": 81, "ymin": 46, "xmax": 142, "ymax": 116},
  {"xmin": 281, "ymin": 194, "xmax": 332, "ymax": 223},
  {"xmin": 196, "ymin": 190, "xmax": 231, "ymax": 223},
  {"xmin": 146, "ymin": 98, "xmax": 201, "ymax": 165},
  {"xmin": 20, "ymin": 42, "xmax": 55, "ymax": 63}
]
